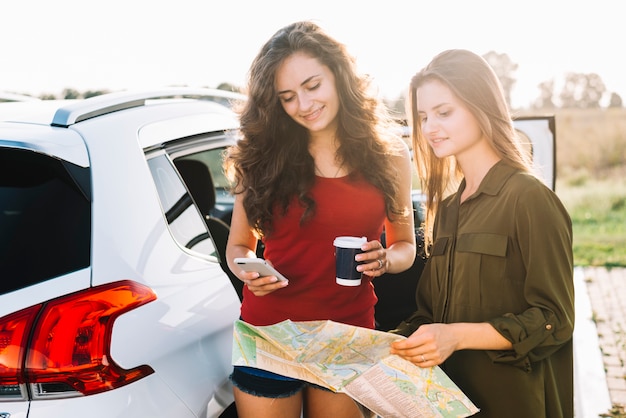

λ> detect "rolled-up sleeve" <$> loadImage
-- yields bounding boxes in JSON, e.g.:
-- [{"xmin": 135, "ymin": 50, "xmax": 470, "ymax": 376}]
[{"xmin": 487, "ymin": 182, "xmax": 574, "ymax": 367}]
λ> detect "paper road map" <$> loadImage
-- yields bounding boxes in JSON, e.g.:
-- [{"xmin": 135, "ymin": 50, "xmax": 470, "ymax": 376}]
[{"xmin": 232, "ymin": 319, "xmax": 479, "ymax": 418}]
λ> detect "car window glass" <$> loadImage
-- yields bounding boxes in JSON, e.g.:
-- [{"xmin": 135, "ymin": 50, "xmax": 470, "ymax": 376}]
[
  {"xmin": 147, "ymin": 154, "xmax": 217, "ymax": 258},
  {"xmin": 187, "ymin": 147, "xmax": 233, "ymax": 210},
  {"xmin": 201, "ymin": 148, "xmax": 228, "ymax": 187},
  {"xmin": 0, "ymin": 149, "xmax": 91, "ymax": 293},
  {"xmin": 173, "ymin": 147, "xmax": 234, "ymax": 222}
]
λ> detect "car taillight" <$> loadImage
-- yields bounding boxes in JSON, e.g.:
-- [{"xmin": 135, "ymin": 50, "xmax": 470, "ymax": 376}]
[
  {"xmin": 0, "ymin": 280, "xmax": 157, "ymax": 400},
  {"xmin": 0, "ymin": 305, "xmax": 41, "ymax": 399}
]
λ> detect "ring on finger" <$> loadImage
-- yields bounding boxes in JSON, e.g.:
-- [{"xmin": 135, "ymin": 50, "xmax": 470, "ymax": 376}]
[
  {"xmin": 377, "ymin": 259, "xmax": 384, "ymax": 269},
  {"xmin": 420, "ymin": 355, "xmax": 426, "ymax": 363}
]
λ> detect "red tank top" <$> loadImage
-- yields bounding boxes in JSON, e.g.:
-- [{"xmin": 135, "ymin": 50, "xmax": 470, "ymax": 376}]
[{"xmin": 240, "ymin": 173, "xmax": 386, "ymax": 329}]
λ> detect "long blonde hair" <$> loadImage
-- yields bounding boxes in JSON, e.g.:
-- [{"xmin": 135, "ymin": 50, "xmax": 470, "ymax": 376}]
[{"xmin": 408, "ymin": 49, "xmax": 533, "ymax": 251}]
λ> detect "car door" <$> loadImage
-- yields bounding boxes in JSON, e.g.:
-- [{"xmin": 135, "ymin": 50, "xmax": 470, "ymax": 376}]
[{"xmin": 513, "ymin": 115, "xmax": 556, "ymax": 190}]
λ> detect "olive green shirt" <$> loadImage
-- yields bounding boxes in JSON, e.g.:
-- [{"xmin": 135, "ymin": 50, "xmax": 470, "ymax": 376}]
[{"xmin": 393, "ymin": 161, "xmax": 574, "ymax": 418}]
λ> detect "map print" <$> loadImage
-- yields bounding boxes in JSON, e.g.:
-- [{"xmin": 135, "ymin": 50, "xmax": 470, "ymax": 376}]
[{"xmin": 232, "ymin": 319, "xmax": 479, "ymax": 417}]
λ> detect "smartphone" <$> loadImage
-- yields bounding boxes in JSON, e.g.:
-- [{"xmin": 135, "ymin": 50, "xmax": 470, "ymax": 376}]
[{"xmin": 234, "ymin": 257, "xmax": 288, "ymax": 281}]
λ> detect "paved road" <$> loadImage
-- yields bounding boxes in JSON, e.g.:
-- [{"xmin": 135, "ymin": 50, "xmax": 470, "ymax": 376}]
[{"xmin": 574, "ymin": 266, "xmax": 626, "ymax": 417}]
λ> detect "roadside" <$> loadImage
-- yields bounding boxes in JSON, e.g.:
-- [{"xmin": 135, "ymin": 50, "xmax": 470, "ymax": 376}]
[{"xmin": 575, "ymin": 266, "xmax": 626, "ymax": 417}]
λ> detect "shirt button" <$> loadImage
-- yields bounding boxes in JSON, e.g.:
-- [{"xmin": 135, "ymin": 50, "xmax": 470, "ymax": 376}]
[{"xmin": 546, "ymin": 324, "xmax": 553, "ymax": 330}]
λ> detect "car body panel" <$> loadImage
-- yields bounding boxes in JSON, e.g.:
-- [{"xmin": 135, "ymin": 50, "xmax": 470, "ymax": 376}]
[
  {"xmin": 0, "ymin": 122, "xmax": 89, "ymax": 167},
  {"xmin": 26, "ymin": 374, "xmax": 196, "ymax": 418},
  {"xmin": 77, "ymin": 101, "xmax": 240, "ymax": 416},
  {"xmin": 138, "ymin": 111, "xmax": 239, "ymax": 149},
  {"xmin": 0, "ymin": 269, "xmax": 91, "ymax": 319},
  {"xmin": 51, "ymin": 87, "xmax": 244, "ymax": 127},
  {"xmin": 0, "ymin": 90, "xmax": 242, "ymax": 417}
]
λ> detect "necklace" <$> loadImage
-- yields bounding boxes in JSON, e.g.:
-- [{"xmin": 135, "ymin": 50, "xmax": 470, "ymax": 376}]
[{"xmin": 315, "ymin": 160, "xmax": 344, "ymax": 178}]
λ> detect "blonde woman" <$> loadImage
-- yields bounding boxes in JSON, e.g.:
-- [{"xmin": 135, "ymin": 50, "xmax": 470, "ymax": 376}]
[{"xmin": 390, "ymin": 49, "xmax": 574, "ymax": 417}]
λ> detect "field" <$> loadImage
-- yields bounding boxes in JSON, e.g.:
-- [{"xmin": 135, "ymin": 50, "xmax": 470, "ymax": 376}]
[{"xmin": 519, "ymin": 108, "xmax": 626, "ymax": 267}]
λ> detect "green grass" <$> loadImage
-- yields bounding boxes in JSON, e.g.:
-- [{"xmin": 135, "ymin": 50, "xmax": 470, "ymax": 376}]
[
  {"xmin": 557, "ymin": 174, "xmax": 626, "ymax": 267},
  {"xmin": 600, "ymin": 403, "xmax": 626, "ymax": 418}
]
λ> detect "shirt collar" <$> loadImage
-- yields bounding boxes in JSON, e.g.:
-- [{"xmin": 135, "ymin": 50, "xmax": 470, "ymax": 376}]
[{"xmin": 451, "ymin": 160, "xmax": 519, "ymax": 206}]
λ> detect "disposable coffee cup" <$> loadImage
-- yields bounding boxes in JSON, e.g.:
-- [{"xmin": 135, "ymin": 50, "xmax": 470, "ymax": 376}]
[{"xmin": 334, "ymin": 236, "xmax": 367, "ymax": 286}]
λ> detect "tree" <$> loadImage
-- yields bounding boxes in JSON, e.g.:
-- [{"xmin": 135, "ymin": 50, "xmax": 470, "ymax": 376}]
[
  {"xmin": 62, "ymin": 88, "xmax": 81, "ymax": 100},
  {"xmin": 558, "ymin": 72, "xmax": 606, "ymax": 108},
  {"xmin": 533, "ymin": 79, "xmax": 556, "ymax": 109},
  {"xmin": 482, "ymin": 51, "xmax": 518, "ymax": 109},
  {"xmin": 608, "ymin": 92, "xmax": 623, "ymax": 108}
]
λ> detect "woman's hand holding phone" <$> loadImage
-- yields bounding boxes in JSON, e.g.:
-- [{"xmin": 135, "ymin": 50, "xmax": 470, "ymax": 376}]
[{"xmin": 234, "ymin": 257, "xmax": 289, "ymax": 296}]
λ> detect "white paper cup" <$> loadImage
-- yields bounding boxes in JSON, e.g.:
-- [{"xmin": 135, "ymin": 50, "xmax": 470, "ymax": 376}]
[{"xmin": 333, "ymin": 236, "xmax": 367, "ymax": 286}]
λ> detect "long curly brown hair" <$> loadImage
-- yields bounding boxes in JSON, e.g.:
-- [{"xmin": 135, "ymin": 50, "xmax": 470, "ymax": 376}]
[{"xmin": 225, "ymin": 21, "xmax": 405, "ymax": 238}]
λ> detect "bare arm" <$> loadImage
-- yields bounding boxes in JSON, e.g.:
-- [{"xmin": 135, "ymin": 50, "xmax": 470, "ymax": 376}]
[
  {"xmin": 226, "ymin": 193, "xmax": 289, "ymax": 296},
  {"xmin": 357, "ymin": 142, "xmax": 416, "ymax": 276}
]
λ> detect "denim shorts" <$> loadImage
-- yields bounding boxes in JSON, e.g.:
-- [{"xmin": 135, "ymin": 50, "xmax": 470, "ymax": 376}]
[{"xmin": 231, "ymin": 366, "xmax": 327, "ymax": 398}]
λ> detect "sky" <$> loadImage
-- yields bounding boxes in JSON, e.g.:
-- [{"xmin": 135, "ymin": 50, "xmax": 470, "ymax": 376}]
[{"xmin": 2, "ymin": 0, "xmax": 624, "ymax": 108}]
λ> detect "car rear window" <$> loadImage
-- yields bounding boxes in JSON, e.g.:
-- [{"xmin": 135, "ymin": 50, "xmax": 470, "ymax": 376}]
[
  {"xmin": 0, "ymin": 148, "xmax": 91, "ymax": 294},
  {"xmin": 147, "ymin": 154, "xmax": 218, "ymax": 258}
]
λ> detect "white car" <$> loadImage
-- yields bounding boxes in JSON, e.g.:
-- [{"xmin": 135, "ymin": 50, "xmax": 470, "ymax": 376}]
[{"xmin": 0, "ymin": 88, "xmax": 246, "ymax": 418}]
